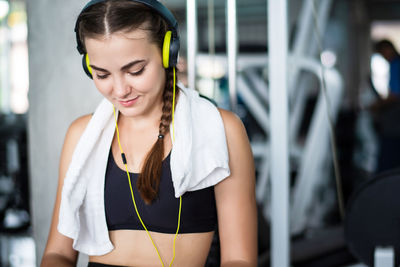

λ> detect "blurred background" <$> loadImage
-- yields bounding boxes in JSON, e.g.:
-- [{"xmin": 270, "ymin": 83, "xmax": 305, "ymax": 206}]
[{"xmin": 0, "ymin": 0, "xmax": 400, "ymax": 266}]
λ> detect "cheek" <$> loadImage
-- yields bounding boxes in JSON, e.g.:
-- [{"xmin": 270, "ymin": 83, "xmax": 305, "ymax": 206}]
[
  {"xmin": 94, "ymin": 80, "xmax": 113, "ymax": 96},
  {"xmin": 129, "ymin": 67, "xmax": 166, "ymax": 94}
]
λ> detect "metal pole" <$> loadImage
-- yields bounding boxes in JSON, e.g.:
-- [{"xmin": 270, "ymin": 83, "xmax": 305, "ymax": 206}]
[
  {"xmin": 226, "ymin": 0, "xmax": 237, "ymax": 111},
  {"xmin": 208, "ymin": 0, "xmax": 215, "ymax": 56},
  {"xmin": 187, "ymin": 0, "xmax": 197, "ymax": 91},
  {"xmin": 0, "ymin": 19, "xmax": 11, "ymax": 113},
  {"xmin": 288, "ymin": 0, "xmax": 313, "ymax": 100},
  {"xmin": 208, "ymin": 0, "xmax": 218, "ymax": 96},
  {"xmin": 268, "ymin": 0, "xmax": 290, "ymax": 267}
]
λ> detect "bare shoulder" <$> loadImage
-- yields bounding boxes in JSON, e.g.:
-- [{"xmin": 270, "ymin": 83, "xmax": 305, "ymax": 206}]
[
  {"xmin": 66, "ymin": 114, "xmax": 92, "ymax": 142},
  {"xmin": 60, "ymin": 114, "xmax": 93, "ymax": 171},
  {"xmin": 216, "ymin": 107, "xmax": 254, "ymax": 180},
  {"xmin": 218, "ymin": 108, "xmax": 243, "ymax": 127},
  {"xmin": 70, "ymin": 113, "xmax": 92, "ymax": 128},
  {"xmin": 218, "ymin": 108, "xmax": 247, "ymax": 136},
  {"xmin": 217, "ymin": 108, "xmax": 250, "ymax": 150}
]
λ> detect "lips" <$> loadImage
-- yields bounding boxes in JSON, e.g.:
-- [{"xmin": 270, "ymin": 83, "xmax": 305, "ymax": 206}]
[{"xmin": 118, "ymin": 96, "xmax": 139, "ymax": 107}]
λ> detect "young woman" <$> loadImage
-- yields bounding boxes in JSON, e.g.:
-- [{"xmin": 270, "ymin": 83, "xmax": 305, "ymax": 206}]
[{"xmin": 41, "ymin": 1, "xmax": 257, "ymax": 266}]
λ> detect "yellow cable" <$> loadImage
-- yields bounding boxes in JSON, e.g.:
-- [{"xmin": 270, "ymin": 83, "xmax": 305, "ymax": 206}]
[
  {"xmin": 112, "ymin": 106, "xmax": 182, "ymax": 267},
  {"xmin": 113, "ymin": 107, "xmax": 165, "ymax": 266},
  {"xmin": 169, "ymin": 195, "xmax": 182, "ymax": 267},
  {"xmin": 169, "ymin": 67, "xmax": 180, "ymax": 267},
  {"xmin": 172, "ymin": 67, "xmax": 176, "ymax": 142}
]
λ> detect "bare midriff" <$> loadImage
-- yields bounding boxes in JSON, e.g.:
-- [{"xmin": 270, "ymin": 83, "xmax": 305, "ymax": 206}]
[{"xmin": 89, "ymin": 230, "xmax": 215, "ymax": 267}]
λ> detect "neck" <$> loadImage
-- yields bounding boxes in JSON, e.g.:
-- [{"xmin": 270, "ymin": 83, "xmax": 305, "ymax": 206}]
[
  {"xmin": 118, "ymin": 101, "xmax": 163, "ymax": 132},
  {"xmin": 120, "ymin": 114, "xmax": 161, "ymax": 133}
]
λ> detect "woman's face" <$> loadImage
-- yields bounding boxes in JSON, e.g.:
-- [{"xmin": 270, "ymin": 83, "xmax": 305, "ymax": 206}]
[{"xmin": 85, "ymin": 29, "xmax": 166, "ymax": 118}]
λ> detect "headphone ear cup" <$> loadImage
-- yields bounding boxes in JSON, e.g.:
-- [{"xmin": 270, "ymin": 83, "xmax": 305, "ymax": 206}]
[
  {"xmin": 82, "ymin": 54, "xmax": 93, "ymax": 79},
  {"xmin": 169, "ymin": 35, "xmax": 180, "ymax": 68},
  {"xmin": 162, "ymin": 31, "xmax": 180, "ymax": 68},
  {"xmin": 162, "ymin": 31, "xmax": 172, "ymax": 68}
]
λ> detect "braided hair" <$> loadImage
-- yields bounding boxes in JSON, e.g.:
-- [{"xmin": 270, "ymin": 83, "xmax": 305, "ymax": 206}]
[{"xmin": 137, "ymin": 68, "xmax": 178, "ymax": 203}]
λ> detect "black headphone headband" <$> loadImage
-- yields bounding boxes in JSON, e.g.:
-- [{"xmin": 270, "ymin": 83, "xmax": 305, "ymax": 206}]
[{"xmin": 74, "ymin": 0, "xmax": 179, "ymax": 55}]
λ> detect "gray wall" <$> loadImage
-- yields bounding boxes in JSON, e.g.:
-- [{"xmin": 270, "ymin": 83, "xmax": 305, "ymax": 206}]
[{"xmin": 27, "ymin": 0, "xmax": 102, "ymax": 266}]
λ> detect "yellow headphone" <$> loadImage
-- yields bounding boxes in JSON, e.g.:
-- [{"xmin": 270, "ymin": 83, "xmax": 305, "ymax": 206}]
[{"xmin": 76, "ymin": 0, "xmax": 180, "ymax": 78}]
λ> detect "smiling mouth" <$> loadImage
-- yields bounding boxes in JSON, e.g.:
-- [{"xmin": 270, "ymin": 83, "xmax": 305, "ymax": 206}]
[
  {"xmin": 118, "ymin": 96, "xmax": 140, "ymax": 106},
  {"xmin": 120, "ymin": 96, "xmax": 138, "ymax": 102}
]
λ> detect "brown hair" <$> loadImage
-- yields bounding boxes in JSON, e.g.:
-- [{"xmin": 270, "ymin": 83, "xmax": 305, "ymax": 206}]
[
  {"xmin": 375, "ymin": 39, "xmax": 396, "ymax": 53},
  {"xmin": 77, "ymin": 0, "xmax": 179, "ymax": 204}
]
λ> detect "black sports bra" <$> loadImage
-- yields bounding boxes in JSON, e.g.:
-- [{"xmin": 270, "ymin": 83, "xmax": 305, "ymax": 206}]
[{"xmin": 104, "ymin": 149, "xmax": 218, "ymax": 234}]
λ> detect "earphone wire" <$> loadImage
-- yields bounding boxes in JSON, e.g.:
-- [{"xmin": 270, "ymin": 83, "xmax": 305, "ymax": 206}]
[
  {"xmin": 172, "ymin": 67, "xmax": 176, "ymax": 142},
  {"xmin": 169, "ymin": 66, "xmax": 181, "ymax": 267},
  {"xmin": 112, "ymin": 66, "xmax": 182, "ymax": 266},
  {"xmin": 112, "ymin": 106, "xmax": 165, "ymax": 266}
]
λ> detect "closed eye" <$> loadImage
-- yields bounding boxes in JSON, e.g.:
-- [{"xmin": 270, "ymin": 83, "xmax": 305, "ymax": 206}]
[
  {"xmin": 129, "ymin": 67, "xmax": 145, "ymax": 76},
  {"xmin": 95, "ymin": 73, "xmax": 109, "ymax": 79}
]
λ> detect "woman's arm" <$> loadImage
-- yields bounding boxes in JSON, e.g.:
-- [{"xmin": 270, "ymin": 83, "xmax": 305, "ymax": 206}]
[
  {"xmin": 41, "ymin": 114, "xmax": 92, "ymax": 267},
  {"xmin": 215, "ymin": 109, "xmax": 258, "ymax": 267}
]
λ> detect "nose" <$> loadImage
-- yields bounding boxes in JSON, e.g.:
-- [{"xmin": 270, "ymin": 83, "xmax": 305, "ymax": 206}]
[{"xmin": 113, "ymin": 75, "xmax": 131, "ymax": 99}]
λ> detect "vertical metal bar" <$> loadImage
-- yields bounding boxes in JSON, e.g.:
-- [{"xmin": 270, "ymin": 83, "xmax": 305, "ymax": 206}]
[
  {"xmin": 208, "ymin": 0, "xmax": 218, "ymax": 96},
  {"xmin": 7, "ymin": 139, "xmax": 20, "ymax": 174},
  {"xmin": 288, "ymin": 0, "xmax": 313, "ymax": 99},
  {"xmin": 292, "ymin": 0, "xmax": 314, "ymax": 55},
  {"xmin": 0, "ymin": 236, "xmax": 9, "ymax": 267},
  {"xmin": 226, "ymin": 0, "xmax": 237, "ymax": 111},
  {"xmin": 187, "ymin": 0, "xmax": 197, "ymax": 91},
  {"xmin": 208, "ymin": 0, "xmax": 215, "ymax": 56},
  {"xmin": 308, "ymin": 0, "xmax": 333, "ymax": 55},
  {"xmin": 0, "ymin": 19, "xmax": 11, "ymax": 113},
  {"xmin": 268, "ymin": 0, "xmax": 290, "ymax": 267}
]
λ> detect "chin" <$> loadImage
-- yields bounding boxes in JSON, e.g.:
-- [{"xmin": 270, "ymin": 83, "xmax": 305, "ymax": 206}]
[{"xmin": 117, "ymin": 106, "xmax": 143, "ymax": 117}]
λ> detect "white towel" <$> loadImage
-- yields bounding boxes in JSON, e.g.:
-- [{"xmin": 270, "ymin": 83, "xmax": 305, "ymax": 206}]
[{"xmin": 57, "ymin": 86, "xmax": 230, "ymax": 255}]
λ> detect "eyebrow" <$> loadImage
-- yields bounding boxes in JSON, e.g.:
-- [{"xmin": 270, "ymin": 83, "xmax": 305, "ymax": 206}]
[{"xmin": 90, "ymin": 59, "xmax": 146, "ymax": 73}]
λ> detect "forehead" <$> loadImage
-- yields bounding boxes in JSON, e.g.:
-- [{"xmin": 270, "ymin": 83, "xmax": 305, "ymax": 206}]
[{"xmin": 85, "ymin": 29, "xmax": 159, "ymax": 63}]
